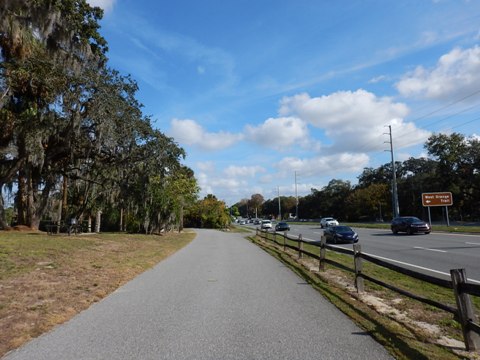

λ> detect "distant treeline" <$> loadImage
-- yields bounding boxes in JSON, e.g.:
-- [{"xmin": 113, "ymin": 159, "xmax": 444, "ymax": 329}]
[{"xmin": 235, "ymin": 133, "xmax": 480, "ymax": 222}]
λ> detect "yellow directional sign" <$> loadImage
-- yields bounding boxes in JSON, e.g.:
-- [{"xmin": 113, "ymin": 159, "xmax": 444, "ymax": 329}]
[{"xmin": 422, "ymin": 192, "xmax": 453, "ymax": 207}]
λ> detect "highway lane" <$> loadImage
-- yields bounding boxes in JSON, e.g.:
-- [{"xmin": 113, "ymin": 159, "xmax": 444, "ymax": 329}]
[{"xmin": 277, "ymin": 223, "xmax": 480, "ymax": 283}]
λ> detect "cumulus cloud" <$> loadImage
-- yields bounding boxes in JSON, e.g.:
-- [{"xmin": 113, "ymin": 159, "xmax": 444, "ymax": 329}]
[
  {"xmin": 86, "ymin": 0, "xmax": 116, "ymax": 12},
  {"xmin": 396, "ymin": 45, "xmax": 480, "ymax": 100},
  {"xmin": 244, "ymin": 116, "xmax": 309, "ymax": 150},
  {"xmin": 169, "ymin": 119, "xmax": 243, "ymax": 151},
  {"xmin": 278, "ymin": 89, "xmax": 429, "ymax": 151},
  {"xmin": 223, "ymin": 165, "xmax": 266, "ymax": 178},
  {"xmin": 196, "ymin": 170, "xmax": 249, "ymax": 201},
  {"xmin": 274, "ymin": 153, "xmax": 370, "ymax": 178}
]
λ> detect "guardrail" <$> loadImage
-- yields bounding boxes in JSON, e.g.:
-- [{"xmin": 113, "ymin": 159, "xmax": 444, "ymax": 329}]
[{"xmin": 255, "ymin": 228, "xmax": 480, "ymax": 351}]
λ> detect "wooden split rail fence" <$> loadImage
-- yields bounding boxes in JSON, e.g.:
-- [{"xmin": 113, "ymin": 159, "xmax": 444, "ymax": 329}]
[{"xmin": 255, "ymin": 228, "xmax": 480, "ymax": 351}]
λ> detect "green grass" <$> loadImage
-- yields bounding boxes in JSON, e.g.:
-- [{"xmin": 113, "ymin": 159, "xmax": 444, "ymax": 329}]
[
  {"xmin": 253, "ymin": 231, "xmax": 480, "ymax": 358},
  {"xmin": 0, "ymin": 232, "xmax": 98, "ymax": 280}
]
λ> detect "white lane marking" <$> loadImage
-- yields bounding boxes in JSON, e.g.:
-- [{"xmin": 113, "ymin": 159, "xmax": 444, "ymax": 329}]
[
  {"xmin": 362, "ymin": 252, "xmax": 480, "ymax": 284},
  {"xmin": 313, "ymin": 232, "xmax": 323, "ymax": 235},
  {"xmin": 413, "ymin": 246, "xmax": 447, "ymax": 253},
  {"xmin": 301, "ymin": 238, "xmax": 480, "ymax": 284},
  {"xmin": 435, "ymin": 232, "xmax": 480, "ymax": 238},
  {"xmin": 466, "ymin": 242, "xmax": 480, "ymax": 245}
]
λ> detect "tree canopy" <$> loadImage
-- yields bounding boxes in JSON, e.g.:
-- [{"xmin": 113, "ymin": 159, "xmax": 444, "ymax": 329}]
[{"xmin": 0, "ymin": 0, "xmax": 199, "ymax": 232}]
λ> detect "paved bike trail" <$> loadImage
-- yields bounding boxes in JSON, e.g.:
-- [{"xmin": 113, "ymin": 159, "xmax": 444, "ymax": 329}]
[{"xmin": 4, "ymin": 229, "xmax": 393, "ymax": 359}]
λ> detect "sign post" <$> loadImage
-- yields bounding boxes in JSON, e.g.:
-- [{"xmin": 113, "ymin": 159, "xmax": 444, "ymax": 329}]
[{"xmin": 421, "ymin": 192, "xmax": 453, "ymax": 226}]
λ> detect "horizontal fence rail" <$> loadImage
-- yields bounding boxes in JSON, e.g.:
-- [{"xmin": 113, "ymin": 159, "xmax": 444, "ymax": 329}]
[{"xmin": 255, "ymin": 227, "xmax": 480, "ymax": 351}]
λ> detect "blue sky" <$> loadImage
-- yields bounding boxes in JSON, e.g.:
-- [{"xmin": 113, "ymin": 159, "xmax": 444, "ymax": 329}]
[{"xmin": 88, "ymin": 0, "xmax": 480, "ymax": 206}]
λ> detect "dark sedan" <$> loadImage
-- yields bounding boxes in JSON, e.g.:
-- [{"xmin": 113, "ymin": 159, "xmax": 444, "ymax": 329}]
[
  {"xmin": 324, "ymin": 225, "xmax": 359, "ymax": 244},
  {"xmin": 391, "ymin": 216, "xmax": 430, "ymax": 235},
  {"xmin": 275, "ymin": 221, "xmax": 290, "ymax": 231}
]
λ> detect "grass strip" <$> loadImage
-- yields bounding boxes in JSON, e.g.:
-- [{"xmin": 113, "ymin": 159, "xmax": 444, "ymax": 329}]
[{"xmin": 250, "ymin": 234, "xmax": 477, "ymax": 360}]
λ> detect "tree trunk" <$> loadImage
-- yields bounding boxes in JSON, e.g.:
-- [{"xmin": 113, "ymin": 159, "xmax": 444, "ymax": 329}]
[
  {"xmin": 0, "ymin": 186, "xmax": 10, "ymax": 229},
  {"xmin": 16, "ymin": 171, "xmax": 27, "ymax": 225},
  {"xmin": 120, "ymin": 207, "xmax": 123, "ymax": 231},
  {"xmin": 95, "ymin": 210, "xmax": 101, "ymax": 232},
  {"xmin": 61, "ymin": 176, "xmax": 68, "ymax": 222}
]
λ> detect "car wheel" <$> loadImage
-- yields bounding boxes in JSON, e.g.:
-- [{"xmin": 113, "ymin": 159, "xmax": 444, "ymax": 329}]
[
  {"xmin": 425, "ymin": 231, "xmax": 430, "ymax": 234},
  {"xmin": 392, "ymin": 228, "xmax": 398, "ymax": 234},
  {"xmin": 333, "ymin": 235, "xmax": 337, "ymax": 244},
  {"xmin": 407, "ymin": 227, "xmax": 413, "ymax": 235}
]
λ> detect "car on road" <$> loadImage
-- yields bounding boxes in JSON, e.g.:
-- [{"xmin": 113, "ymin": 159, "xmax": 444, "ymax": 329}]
[
  {"xmin": 275, "ymin": 221, "xmax": 290, "ymax": 231},
  {"xmin": 320, "ymin": 217, "xmax": 339, "ymax": 228},
  {"xmin": 324, "ymin": 225, "xmax": 359, "ymax": 244},
  {"xmin": 391, "ymin": 216, "xmax": 430, "ymax": 235},
  {"xmin": 261, "ymin": 220, "xmax": 272, "ymax": 230}
]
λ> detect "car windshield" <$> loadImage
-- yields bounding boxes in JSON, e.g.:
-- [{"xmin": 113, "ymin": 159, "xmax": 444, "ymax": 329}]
[
  {"xmin": 405, "ymin": 217, "xmax": 421, "ymax": 224},
  {"xmin": 334, "ymin": 226, "xmax": 351, "ymax": 232}
]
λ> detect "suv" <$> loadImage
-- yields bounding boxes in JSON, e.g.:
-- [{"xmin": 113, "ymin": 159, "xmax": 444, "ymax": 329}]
[
  {"xmin": 320, "ymin": 217, "xmax": 339, "ymax": 228},
  {"xmin": 391, "ymin": 216, "xmax": 430, "ymax": 235}
]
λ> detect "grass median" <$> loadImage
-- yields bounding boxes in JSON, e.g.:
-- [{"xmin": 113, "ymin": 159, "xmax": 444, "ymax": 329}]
[{"xmin": 0, "ymin": 230, "xmax": 195, "ymax": 357}]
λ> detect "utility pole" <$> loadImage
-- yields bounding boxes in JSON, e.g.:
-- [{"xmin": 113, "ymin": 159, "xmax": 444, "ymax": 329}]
[
  {"xmin": 294, "ymin": 171, "xmax": 299, "ymax": 220},
  {"xmin": 385, "ymin": 125, "xmax": 400, "ymax": 218}
]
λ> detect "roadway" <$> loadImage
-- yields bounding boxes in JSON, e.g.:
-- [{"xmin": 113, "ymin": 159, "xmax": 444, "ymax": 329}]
[
  {"xmin": 4, "ymin": 229, "xmax": 392, "ymax": 360},
  {"xmin": 268, "ymin": 223, "xmax": 480, "ymax": 284}
]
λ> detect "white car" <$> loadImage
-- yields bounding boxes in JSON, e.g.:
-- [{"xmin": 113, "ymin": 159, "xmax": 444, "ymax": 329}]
[
  {"xmin": 261, "ymin": 220, "xmax": 272, "ymax": 230},
  {"xmin": 320, "ymin": 217, "xmax": 339, "ymax": 228}
]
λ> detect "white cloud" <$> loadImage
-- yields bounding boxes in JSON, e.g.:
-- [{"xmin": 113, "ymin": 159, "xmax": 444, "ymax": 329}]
[
  {"xmin": 223, "ymin": 165, "xmax": 266, "ymax": 178},
  {"xmin": 169, "ymin": 119, "xmax": 243, "ymax": 151},
  {"xmin": 244, "ymin": 117, "xmax": 309, "ymax": 150},
  {"xmin": 196, "ymin": 161, "xmax": 216, "ymax": 173},
  {"xmin": 274, "ymin": 153, "xmax": 370, "ymax": 178},
  {"xmin": 368, "ymin": 75, "xmax": 388, "ymax": 84},
  {"xmin": 396, "ymin": 45, "xmax": 480, "ymax": 100},
  {"xmin": 196, "ymin": 170, "xmax": 249, "ymax": 201},
  {"xmin": 86, "ymin": 0, "xmax": 116, "ymax": 12},
  {"xmin": 279, "ymin": 90, "xmax": 429, "ymax": 151}
]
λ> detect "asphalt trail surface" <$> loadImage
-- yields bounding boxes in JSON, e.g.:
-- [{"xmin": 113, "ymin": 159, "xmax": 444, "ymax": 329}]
[{"xmin": 4, "ymin": 229, "xmax": 392, "ymax": 360}]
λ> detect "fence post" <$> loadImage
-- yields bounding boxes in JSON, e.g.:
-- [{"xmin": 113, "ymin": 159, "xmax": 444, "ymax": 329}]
[
  {"xmin": 450, "ymin": 268, "xmax": 480, "ymax": 351},
  {"xmin": 353, "ymin": 244, "xmax": 364, "ymax": 293},
  {"xmin": 319, "ymin": 235, "xmax": 326, "ymax": 271},
  {"xmin": 298, "ymin": 234, "xmax": 303, "ymax": 259}
]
